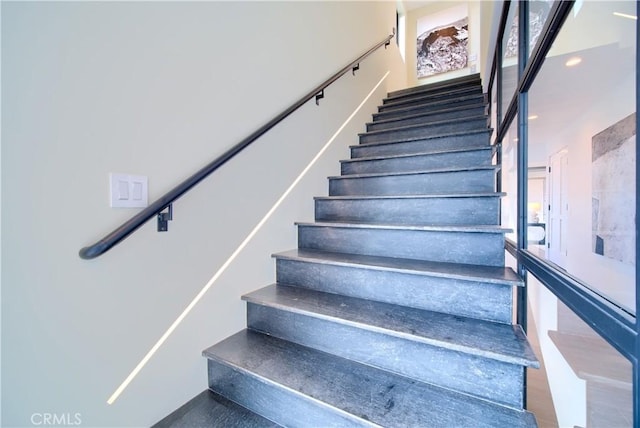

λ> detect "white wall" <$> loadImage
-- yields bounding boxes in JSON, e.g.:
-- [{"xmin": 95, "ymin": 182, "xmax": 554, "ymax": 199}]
[
  {"xmin": 1, "ymin": 2, "xmax": 405, "ymax": 426},
  {"xmin": 480, "ymin": 0, "xmax": 502, "ymax": 93}
]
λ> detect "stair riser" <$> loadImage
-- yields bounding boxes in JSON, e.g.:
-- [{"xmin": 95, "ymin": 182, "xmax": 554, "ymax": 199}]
[
  {"xmin": 329, "ymin": 169, "xmax": 496, "ymax": 196},
  {"xmin": 386, "ymin": 82, "xmax": 481, "ymax": 104},
  {"xmin": 275, "ymin": 259, "xmax": 514, "ymax": 323},
  {"xmin": 351, "ymin": 132, "xmax": 491, "ymax": 159},
  {"xmin": 152, "ymin": 391, "xmax": 281, "ymax": 428},
  {"xmin": 388, "ymin": 75, "xmax": 480, "ymax": 98},
  {"xmin": 247, "ymin": 303, "xmax": 524, "ymax": 409},
  {"xmin": 379, "ymin": 92, "xmax": 484, "ymax": 113},
  {"xmin": 359, "ymin": 118, "xmax": 487, "ymax": 145},
  {"xmin": 341, "ymin": 150, "xmax": 492, "ymax": 175},
  {"xmin": 376, "ymin": 96, "xmax": 486, "ymax": 118},
  {"xmin": 383, "ymin": 88, "xmax": 483, "ymax": 108},
  {"xmin": 297, "ymin": 226, "xmax": 505, "ymax": 266},
  {"xmin": 382, "ymin": 86, "xmax": 482, "ymax": 107},
  {"xmin": 315, "ymin": 196, "xmax": 500, "ymax": 226},
  {"xmin": 368, "ymin": 107, "xmax": 487, "ymax": 132},
  {"xmin": 207, "ymin": 359, "xmax": 374, "ymax": 427}
]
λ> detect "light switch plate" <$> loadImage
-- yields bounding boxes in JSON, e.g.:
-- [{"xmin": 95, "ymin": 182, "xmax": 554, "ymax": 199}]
[{"xmin": 110, "ymin": 173, "xmax": 148, "ymax": 208}]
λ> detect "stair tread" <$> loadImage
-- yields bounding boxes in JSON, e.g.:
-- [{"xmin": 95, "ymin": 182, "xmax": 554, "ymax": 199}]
[
  {"xmin": 330, "ymin": 164, "xmax": 499, "ymax": 180},
  {"xmin": 244, "ymin": 284, "xmax": 538, "ymax": 367},
  {"xmin": 369, "ymin": 106, "xmax": 486, "ymax": 127},
  {"xmin": 315, "ymin": 192, "xmax": 505, "ymax": 200},
  {"xmin": 341, "ymin": 146, "xmax": 493, "ymax": 164},
  {"xmin": 296, "ymin": 221, "xmax": 511, "ymax": 234},
  {"xmin": 272, "ymin": 248, "xmax": 521, "ymax": 286},
  {"xmin": 373, "ymin": 101, "xmax": 486, "ymax": 120},
  {"xmin": 204, "ymin": 330, "xmax": 537, "ymax": 428},
  {"xmin": 350, "ymin": 128, "xmax": 492, "ymax": 149},
  {"xmin": 359, "ymin": 114, "xmax": 488, "ymax": 137},
  {"xmin": 382, "ymin": 89, "xmax": 484, "ymax": 105},
  {"xmin": 379, "ymin": 92, "xmax": 485, "ymax": 112},
  {"xmin": 387, "ymin": 73, "xmax": 480, "ymax": 98},
  {"xmin": 548, "ymin": 330, "xmax": 632, "ymax": 386},
  {"xmin": 382, "ymin": 87, "xmax": 482, "ymax": 109},
  {"xmin": 153, "ymin": 390, "xmax": 279, "ymax": 428}
]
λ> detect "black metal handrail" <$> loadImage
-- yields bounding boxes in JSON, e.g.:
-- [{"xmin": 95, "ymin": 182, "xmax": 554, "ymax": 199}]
[{"xmin": 79, "ymin": 30, "xmax": 395, "ymax": 260}]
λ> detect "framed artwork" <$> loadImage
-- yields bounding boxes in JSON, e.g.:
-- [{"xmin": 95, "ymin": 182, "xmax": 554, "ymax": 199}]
[
  {"xmin": 416, "ymin": 5, "xmax": 468, "ymax": 78},
  {"xmin": 592, "ymin": 112, "xmax": 636, "ymax": 265}
]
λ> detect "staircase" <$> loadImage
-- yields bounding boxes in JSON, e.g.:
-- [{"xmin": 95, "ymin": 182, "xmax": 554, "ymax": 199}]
[{"xmin": 155, "ymin": 74, "xmax": 540, "ymax": 427}]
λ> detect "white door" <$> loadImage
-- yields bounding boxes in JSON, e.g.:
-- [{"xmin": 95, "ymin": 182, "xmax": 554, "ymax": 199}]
[{"xmin": 548, "ymin": 149, "xmax": 569, "ymax": 267}]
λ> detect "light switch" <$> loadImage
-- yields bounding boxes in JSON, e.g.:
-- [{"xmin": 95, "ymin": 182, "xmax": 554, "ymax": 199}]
[
  {"xmin": 110, "ymin": 173, "xmax": 148, "ymax": 208},
  {"xmin": 132, "ymin": 181, "xmax": 143, "ymax": 201},
  {"xmin": 118, "ymin": 180, "xmax": 129, "ymax": 200}
]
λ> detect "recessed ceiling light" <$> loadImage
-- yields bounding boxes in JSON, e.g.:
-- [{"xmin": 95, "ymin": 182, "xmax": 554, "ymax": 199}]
[
  {"xmin": 565, "ymin": 57, "xmax": 582, "ymax": 67},
  {"xmin": 613, "ymin": 12, "xmax": 637, "ymax": 20},
  {"xmin": 528, "ymin": 114, "xmax": 539, "ymax": 120}
]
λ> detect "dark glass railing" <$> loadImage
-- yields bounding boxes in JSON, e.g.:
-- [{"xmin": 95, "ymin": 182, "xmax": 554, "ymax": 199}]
[{"xmin": 490, "ymin": 0, "xmax": 638, "ymax": 424}]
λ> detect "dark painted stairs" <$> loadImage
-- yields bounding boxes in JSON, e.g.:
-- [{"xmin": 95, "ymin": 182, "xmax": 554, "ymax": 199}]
[{"xmin": 154, "ymin": 73, "xmax": 540, "ymax": 427}]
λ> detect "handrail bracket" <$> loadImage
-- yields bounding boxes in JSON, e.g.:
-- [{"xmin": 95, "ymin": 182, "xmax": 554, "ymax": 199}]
[
  {"xmin": 385, "ymin": 28, "xmax": 395, "ymax": 49},
  {"xmin": 352, "ymin": 63, "xmax": 360, "ymax": 75},
  {"xmin": 315, "ymin": 90, "xmax": 324, "ymax": 105},
  {"xmin": 158, "ymin": 204, "xmax": 173, "ymax": 232}
]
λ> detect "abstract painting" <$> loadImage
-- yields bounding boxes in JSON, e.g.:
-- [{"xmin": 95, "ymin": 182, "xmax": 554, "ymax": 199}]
[
  {"xmin": 416, "ymin": 5, "xmax": 468, "ymax": 78},
  {"xmin": 592, "ymin": 112, "xmax": 636, "ymax": 265}
]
